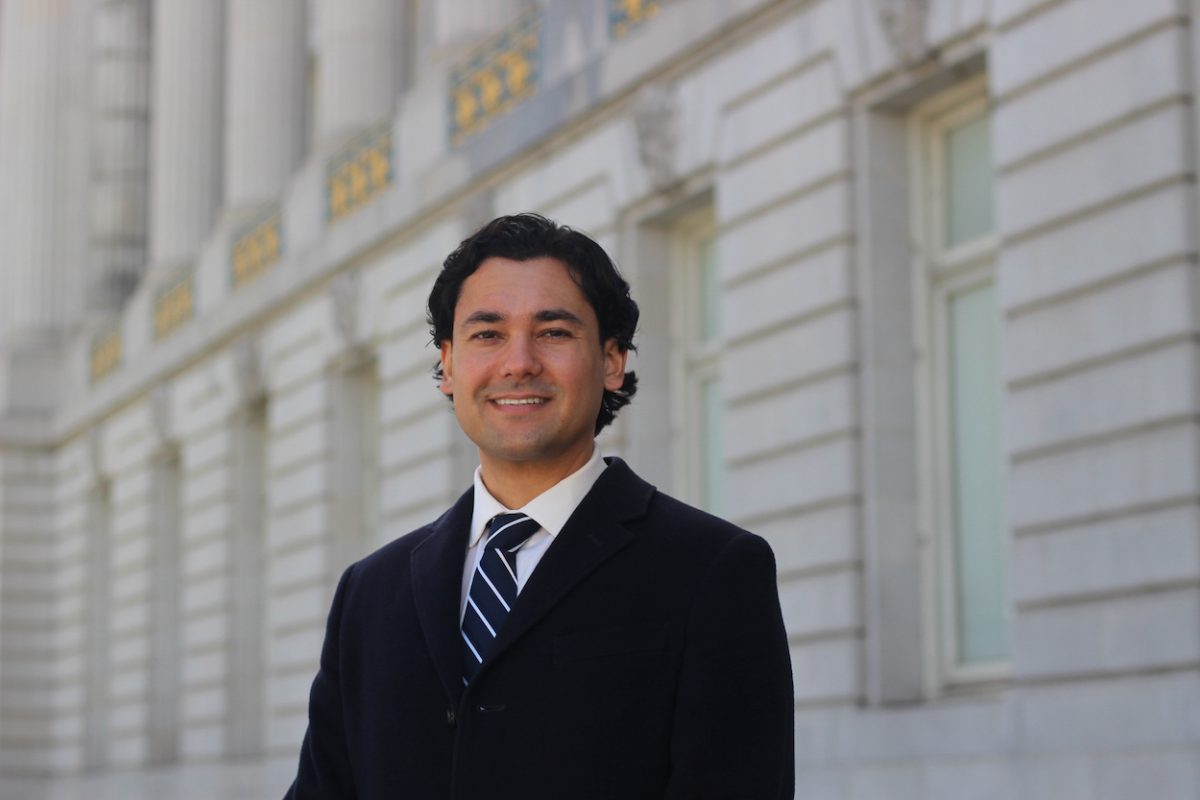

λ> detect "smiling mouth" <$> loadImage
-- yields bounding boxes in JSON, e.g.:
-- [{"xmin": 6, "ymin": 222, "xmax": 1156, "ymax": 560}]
[{"xmin": 493, "ymin": 398, "xmax": 546, "ymax": 406}]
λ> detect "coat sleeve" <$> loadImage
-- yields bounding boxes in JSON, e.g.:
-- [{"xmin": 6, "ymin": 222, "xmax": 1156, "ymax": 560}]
[
  {"xmin": 284, "ymin": 565, "xmax": 357, "ymax": 800},
  {"xmin": 665, "ymin": 532, "xmax": 795, "ymax": 799}
]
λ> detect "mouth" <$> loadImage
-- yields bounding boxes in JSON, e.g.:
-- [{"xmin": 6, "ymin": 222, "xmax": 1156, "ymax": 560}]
[{"xmin": 493, "ymin": 397, "xmax": 547, "ymax": 406}]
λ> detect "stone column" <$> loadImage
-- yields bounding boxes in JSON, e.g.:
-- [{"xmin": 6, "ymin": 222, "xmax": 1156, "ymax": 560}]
[
  {"xmin": 148, "ymin": 0, "xmax": 225, "ymax": 281},
  {"xmin": 88, "ymin": 0, "xmax": 151, "ymax": 315},
  {"xmin": 224, "ymin": 0, "xmax": 306, "ymax": 208},
  {"xmin": 314, "ymin": 0, "xmax": 402, "ymax": 149},
  {"xmin": 0, "ymin": 0, "xmax": 70, "ymax": 338}
]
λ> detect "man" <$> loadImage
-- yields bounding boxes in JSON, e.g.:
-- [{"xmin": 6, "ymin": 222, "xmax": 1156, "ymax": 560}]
[{"xmin": 286, "ymin": 214, "xmax": 794, "ymax": 799}]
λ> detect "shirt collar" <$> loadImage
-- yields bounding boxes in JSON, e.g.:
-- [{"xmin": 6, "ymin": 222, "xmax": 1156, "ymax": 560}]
[{"xmin": 469, "ymin": 445, "xmax": 608, "ymax": 547}]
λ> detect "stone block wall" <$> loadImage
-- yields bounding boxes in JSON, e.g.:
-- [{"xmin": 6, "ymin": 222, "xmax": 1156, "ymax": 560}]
[{"xmin": 0, "ymin": 0, "xmax": 1198, "ymax": 797}]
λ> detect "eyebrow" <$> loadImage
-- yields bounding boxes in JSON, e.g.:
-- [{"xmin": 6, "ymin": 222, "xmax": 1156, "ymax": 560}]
[
  {"xmin": 534, "ymin": 308, "xmax": 585, "ymax": 326},
  {"xmin": 462, "ymin": 310, "xmax": 503, "ymax": 326},
  {"xmin": 460, "ymin": 308, "xmax": 586, "ymax": 327}
]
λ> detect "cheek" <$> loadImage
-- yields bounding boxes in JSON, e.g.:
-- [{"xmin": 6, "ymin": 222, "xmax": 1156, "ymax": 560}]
[{"xmin": 453, "ymin": 354, "xmax": 502, "ymax": 400}]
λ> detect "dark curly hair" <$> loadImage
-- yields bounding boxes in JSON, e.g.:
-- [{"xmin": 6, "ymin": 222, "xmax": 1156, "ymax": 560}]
[{"xmin": 427, "ymin": 213, "xmax": 639, "ymax": 434}]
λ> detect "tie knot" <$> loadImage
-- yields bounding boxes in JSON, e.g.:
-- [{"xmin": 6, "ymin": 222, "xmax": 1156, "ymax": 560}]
[{"xmin": 484, "ymin": 513, "xmax": 540, "ymax": 554}]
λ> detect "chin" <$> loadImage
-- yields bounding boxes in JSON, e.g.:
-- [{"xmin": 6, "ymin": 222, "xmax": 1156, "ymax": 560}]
[{"xmin": 482, "ymin": 435, "xmax": 581, "ymax": 466}]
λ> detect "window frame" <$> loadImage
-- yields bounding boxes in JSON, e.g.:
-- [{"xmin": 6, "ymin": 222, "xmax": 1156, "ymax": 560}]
[
  {"xmin": 909, "ymin": 78, "xmax": 1011, "ymax": 690},
  {"xmin": 668, "ymin": 209, "xmax": 723, "ymax": 514}
]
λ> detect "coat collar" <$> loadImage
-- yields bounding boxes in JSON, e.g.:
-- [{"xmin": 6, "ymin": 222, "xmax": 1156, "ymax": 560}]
[
  {"xmin": 410, "ymin": 487, "xmax": 474, "ymax": 704},
  {"xmin": 410, "ymin": 458, "xmax": 656, "ymax": 705}
]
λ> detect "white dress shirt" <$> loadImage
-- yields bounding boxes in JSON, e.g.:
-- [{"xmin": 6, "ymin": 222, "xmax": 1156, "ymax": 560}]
[{"xmin": 459, "ymin": 445, "xmax": 608, "ymax": 621}]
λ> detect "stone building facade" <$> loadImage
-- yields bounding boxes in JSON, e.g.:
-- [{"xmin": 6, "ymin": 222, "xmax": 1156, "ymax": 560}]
[{"xmin": 0, "ymin": 0, "xmax": 1197, "ymax": 797}]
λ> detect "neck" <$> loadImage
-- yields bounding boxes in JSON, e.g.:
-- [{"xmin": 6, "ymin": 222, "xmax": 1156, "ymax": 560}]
[{"xmin": 479, "ymin": 445, "xmax": 594, "ymax": 508}]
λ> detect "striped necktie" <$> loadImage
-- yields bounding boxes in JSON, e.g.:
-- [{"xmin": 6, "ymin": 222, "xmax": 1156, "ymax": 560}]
[{"xmin": 462, "ymin": 513, "xmax": 541, "ymax": 684}]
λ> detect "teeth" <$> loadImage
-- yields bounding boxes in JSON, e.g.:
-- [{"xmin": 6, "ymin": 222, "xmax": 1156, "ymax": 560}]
[{"xmin": 495, "ymin": 398, "xmax": 544, "ymax": 405}]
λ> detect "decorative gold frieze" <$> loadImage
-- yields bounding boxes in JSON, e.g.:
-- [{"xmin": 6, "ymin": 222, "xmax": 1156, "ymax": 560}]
[
  {"xmin": 232, "ymin": 208, "xmax": 283, "ymax": 288},
  {"xmin": 448, "ymin": 12, "xmax": 541, "ymax": 146},
  {"xmin": 610, "ymin": 0, "xmax": 662, "ymax": 39},
  {"xmin": 326, "ymin": 125, "xmax": 393, "ymax": 223},
  {"xmin": 89, "ymin": 328, "xmax": 122, "ymax": 384},
  {"xmin": 154, "ymin": 274, "xmax": 193, "ymax": 340}
]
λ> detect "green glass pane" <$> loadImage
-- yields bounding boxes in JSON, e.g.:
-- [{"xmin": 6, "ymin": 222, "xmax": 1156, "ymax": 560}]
[
  {"xmin": 949, "ymin": 282, "xmax": 1008, "ymax": 664},
  {"xmin": 699, "ymin": 236, "xmax": 720, "ymax": 341},
  {"xmin": 944, "ymin": 114, "xmax": 995, "ymax": 247},
  {"xmin": 701, "ymin": 378, "xmax": 725, "ymax": 515}
]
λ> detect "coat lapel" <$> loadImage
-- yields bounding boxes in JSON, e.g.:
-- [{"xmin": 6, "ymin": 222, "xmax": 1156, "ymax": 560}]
[
  {"xmin": 410, "ymin": 487, "xmax": 473, "ymax": 705},
  {"xmin": 485, "ymin": 458, "xmax": 656, "ymax": 667}
]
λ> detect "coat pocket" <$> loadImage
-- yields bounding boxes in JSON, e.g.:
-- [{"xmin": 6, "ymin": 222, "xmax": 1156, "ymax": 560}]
[{"xmin": 552, "ymin": 623, "xmax": 668, "ymax": 662}]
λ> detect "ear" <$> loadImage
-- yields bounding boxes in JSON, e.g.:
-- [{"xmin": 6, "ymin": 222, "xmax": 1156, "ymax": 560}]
[
  {"xmin": 439, "ymin": 341, "xmax": 454, "ymax": 396},
  {"xmin": 601, "ymin": 339, "xmax": 627, "ymax": 392}
]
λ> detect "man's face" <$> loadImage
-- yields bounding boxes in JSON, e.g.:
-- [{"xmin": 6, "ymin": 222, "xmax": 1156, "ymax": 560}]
[{"xmin": 439, "ymin": 256, "xmax": 627, "ymax": 476}]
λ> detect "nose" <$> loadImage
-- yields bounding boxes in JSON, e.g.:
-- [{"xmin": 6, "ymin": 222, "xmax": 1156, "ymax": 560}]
[{"xmin": 500, "ymin": 333, "xmax": 541, "ymax": 379}]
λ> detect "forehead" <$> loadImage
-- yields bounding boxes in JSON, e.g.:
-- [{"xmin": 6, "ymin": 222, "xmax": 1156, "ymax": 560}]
[{"xmin": 454, "ymin": 256, "xmax": 596, "ymax": 320}]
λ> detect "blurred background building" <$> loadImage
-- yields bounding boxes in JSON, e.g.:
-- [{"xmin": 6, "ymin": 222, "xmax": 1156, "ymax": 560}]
[{"xmin": 0, "ymin": 0, "xmax": 1196, "ymax": 797}]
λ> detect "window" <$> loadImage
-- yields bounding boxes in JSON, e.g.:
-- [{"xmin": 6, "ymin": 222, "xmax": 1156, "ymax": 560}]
[
  {"xmin": 228, "ymin": 401, "xmax": 267, "ymax": 757},
  {"xmin": 913, "ymin": 83, "xmax": 1009, "ymax": 681},
  {"xmin": 670, "ymin": 212, "xmax": 724, "ymax": 514},
  {"xmin": 148, "ymin": 447, "xmax": 182, "ymax": 764},
  {"xmin": 330, "ymin": 360, "xmax": 381, "ymax": 582},
  {"xmin": 84, "ymin": 479, "xmax": 112, "ymax": 770}
]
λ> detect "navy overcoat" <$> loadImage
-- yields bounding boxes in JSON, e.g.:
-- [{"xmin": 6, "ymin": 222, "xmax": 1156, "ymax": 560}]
[{"xmin": 286, "ymin": 458, "xmax": 794, "ymax": 799}]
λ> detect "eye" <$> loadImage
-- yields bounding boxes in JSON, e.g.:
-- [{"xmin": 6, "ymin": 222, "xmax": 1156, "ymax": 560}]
[
  {"xmin": 470, "ymin": 330, "xmax": 501, "ymax": 341},
  {"xmin": 540, "ymin": 328, "xmax": 573, "ymax": 339}
]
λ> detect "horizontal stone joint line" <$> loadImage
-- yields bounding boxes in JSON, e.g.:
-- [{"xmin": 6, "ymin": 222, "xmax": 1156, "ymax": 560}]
[
  {"xmin": 1013, "ymin": 493, "xmax": 1200, "ymax": 538},
  {"xmin": 1005, "ymin": 251, "xmax": 1195, "ymax": 320},
  {"xmin": 268, "ymin": 490, "xmax": 335, "ymax": 518},
  {"xmin": 993, "ymin": 16, "xmax": 1186, "ymax": 104},
  {"xmin": 997, "ymin": 95, "xmax": 1190, "ymax": 179},
  {"xmin": 728, "ymin": 358, "xmax": 859, "ymax": 409},
  {"xmin": 268, "ymin": 414, "xmax": 328, "ymax": 442},
  {"xmin": 380, "ymin": 447, "xmax": 458, "ymax": 476},
  {"xmin": 786, "ymin": 626, "xmax": 862, "ymax": 647},
  {"xmin": 1012, "ymin": 659, "xmax": 1200, "ymax": 687},
  {"xmin": 791, "ymin": 695, "xmax": 861, "ymax": 712},
  {"xmin": 379, "ymin": 499, "xmax": 459, "ymax": 526},
  {"xmin": 377, "ymin": 357, "xmax": 440, "ymax": 388},
  {"xmin": 1008, "ymin": 330, "xmax": 1199, "ymax": 392},
  {"xmin": 1016, "ymin": 577, "xmax": 1200, "ymax": 613},
  {"xmin": 733, "ymin": 492, "xmax": 861, "ymax": 530},
  {"xmin": 776, "ymin": 557, "xmax": 862, "ymax": 584},
  {"xmin": 1000, "ymin": 175, "xmax": 1194, "ymax": 247},
  {"xmin": 727, "ymin": 425, "xmax": 858, "ymax": 470},
  {"xmin": 527, "ymin": 174, "xmax": 611, "ymax": 224},
  {"xmin": 725, "ymin": 297, "xmax": 855, "ymax": 351},
  {"xmin": 993, "ymin": 0, "xmax": 1074, "ymax": 34},
  {"xmin": 718, "ymin": 107, "xmax": 847, "ymax": 173},
  {"xmin": 717, "ymin": 170, "xmax": 851, "ymax": 236},
  {"xmin": 380, "ymin": 268, "xmax": 441, "ymax": 304},
  {"xmin": 1009, "ymin": 412, "xmax": 1200, "ymax": 465},
  {"xmin": 722, "ymin": 234, "xmax": 852, "ymax": 291},
  {"xmin": 720, "ymin": 51, "xmax": 837, "ymax": 117}
]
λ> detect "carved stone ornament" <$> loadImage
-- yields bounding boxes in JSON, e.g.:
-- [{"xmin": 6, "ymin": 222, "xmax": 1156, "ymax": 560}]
[
  {"xmin": 232, "ymin": 336, "xmax": 263, "ymax": 407},
  {"xmin": 462, "ymin": 189, "xmax": 496, "ymax": 234},
  {"xmin": 148, "ymin": 383, "xmax": 174, "ymax": 452},
  {"xmin": 330, "ymin": 271, "xmax": 360, "ymax": 349},
  {"xmin": 632, "ymin": 82, "xmax": 680, "ymax": 190},
  {"xmin": 328, "ymin": 271, "xmax": 374, "ymax": 371},
  {"xmin": 85, "ymin": 427, "xmax": 105, "ymax": 489},
  {"xmin": 876, "ymin": 0, "xmax": 930, "ymax": 66}
]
